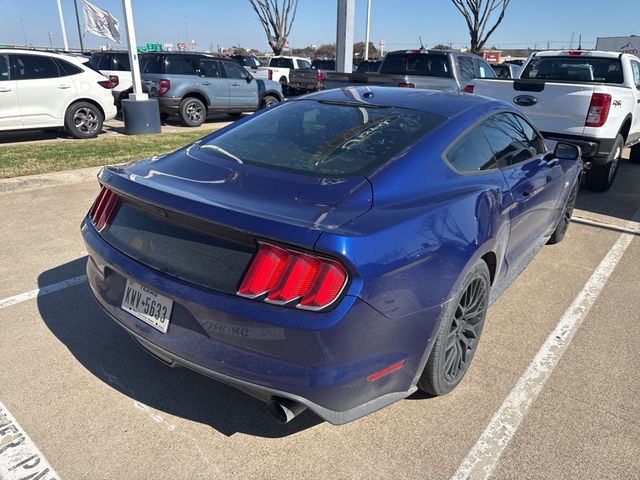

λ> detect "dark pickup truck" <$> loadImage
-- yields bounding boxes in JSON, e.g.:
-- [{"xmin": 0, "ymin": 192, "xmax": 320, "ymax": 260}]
[
  {"xmin": 288, "ymin": 59, "xmax": 336, "ymax": 93},
  {"xmin": 323, "ymin": 49, "xmax": 496, "ymax": 92}
]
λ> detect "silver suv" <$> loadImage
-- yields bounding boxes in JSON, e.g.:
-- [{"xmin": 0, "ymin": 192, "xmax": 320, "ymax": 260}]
[{"xmin": 139, "ymin": 53, "xmax": 284, "ymax": 127}]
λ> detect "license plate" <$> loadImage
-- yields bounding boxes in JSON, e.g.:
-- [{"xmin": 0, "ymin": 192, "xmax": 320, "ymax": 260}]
[
  {"xmin": 121, "ymin": 280, "xmax": 173, "ymax": 333},
  {"xmin": 300, "ymin": 83, "xmax": 308, "ymax": 89}
]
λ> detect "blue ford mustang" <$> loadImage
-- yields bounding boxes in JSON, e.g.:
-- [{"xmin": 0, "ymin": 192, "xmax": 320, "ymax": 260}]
[{"xmin": 81, "ymin": 87, "xmax": 582, "ymax": 425}]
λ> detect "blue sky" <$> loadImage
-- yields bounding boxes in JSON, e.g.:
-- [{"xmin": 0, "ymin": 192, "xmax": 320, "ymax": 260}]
[{"xmin": 1, "ymin": 0, "xmax": 638, "ymax": 52}]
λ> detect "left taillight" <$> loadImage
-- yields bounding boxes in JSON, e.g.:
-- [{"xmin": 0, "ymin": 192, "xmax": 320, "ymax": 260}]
[
  {"xmin": 237, "ymin": 243, "xmax": 348, "ymax": 311},
  {"xmin": 98, "ymin": 75, "xmax": 119, "ymax": 89},
  {"xmin": 89, "ymin": 185, "xmax": 120, "ymax": 232}
]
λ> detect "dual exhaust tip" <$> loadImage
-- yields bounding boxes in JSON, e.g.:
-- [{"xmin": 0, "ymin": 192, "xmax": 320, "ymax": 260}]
[{"xmin": 267, "ymin": 396, "xmax": 307, "ymax": 424}]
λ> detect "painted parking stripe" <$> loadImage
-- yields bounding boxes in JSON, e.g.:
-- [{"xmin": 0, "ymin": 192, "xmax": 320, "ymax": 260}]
[
  {"xmin": 452, "ymin": 207, "xmax": 640, "ymax": 480},
  {"xmin": 0, "ymin": 275, "xmax": 87, "ymax": 310},
  {"xmin": 0, "ymin": 402, "xmax": 59, "ymax": 480}
]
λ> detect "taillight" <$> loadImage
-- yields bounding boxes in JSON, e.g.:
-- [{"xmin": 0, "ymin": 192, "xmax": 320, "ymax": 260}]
[
  {"xmin": 398, "ymin": 82, "xmax": 415, "ymax": 88},
  {"xmin": 89, "ymin": 186, "xmax": 119, "ymax": 232},
  {"xmin": 585, "ymin": 93, "xmax": 611, "ymax": 127},
  {"xmin": 158, "ymin": 79, "xmax": 171, "ymax": 95},
  {"xmin": 568, "ymin": 50, "xmax": 583, "ymax": 56},
  {"xmin": 316, "ymin": 70, "xmax": 325, "ymax": 86},
  {"xmin": 98, "ymin": 75, "xmax": 119, "ymax": 89},
  {"xmin": 268, "ymin": 69, "xmax": 273, "ymax": 80},
  {"xmin": 237, "ymin": 243, "xmax": 348, "ymax": 311},
  {"xmin": 463, "ymin": 84, "xmax": 475, "ymax": 93}
]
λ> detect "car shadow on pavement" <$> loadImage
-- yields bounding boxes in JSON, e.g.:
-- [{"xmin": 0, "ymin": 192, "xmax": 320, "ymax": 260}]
[
  {"xmin": 37, "ymin": 257, "xmax": 321, "ymax": 438},
  {"xmin": 575, "ymin": 159, "xmax": 640, "ymax": 222}
]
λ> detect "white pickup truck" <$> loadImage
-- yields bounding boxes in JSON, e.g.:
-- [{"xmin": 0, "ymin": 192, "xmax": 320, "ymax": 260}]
[
  {"xmin": 266, "ymin": 56, "xmax": 312, "ymax": 93},
  {"xmin": 469, "ymin": 50, "xmax": 640, "ymax": 191}
]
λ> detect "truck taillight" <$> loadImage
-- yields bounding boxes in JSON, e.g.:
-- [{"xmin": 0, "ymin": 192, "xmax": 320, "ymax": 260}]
[
  {"xmin": 463, "ymin": 84, "xmax": 475, "ymax": 93},
  {"xmin": 89, "ymin": 186, "xmax": 119, "ymax": 232},
  {"xmin": 158, "ymin": 79, "xmax": 171, "ymax": 95},
  {"xmin": 398, "ymin": 82, "xmax": 415, "ymax": 88},
  {"xmin": 268, "ymin": 69, "xmax": 273, "ymax": 80},
  {"xmin": 316, "ymin": 70, "xmax": 325, "ymax": 87},
  {"xmin": 237, "ymin": 243, "xmax": 348, "ymax": 311},
  {"xmin": 585, "ymin": 93, "xmax": 611, "ymax": 127}
]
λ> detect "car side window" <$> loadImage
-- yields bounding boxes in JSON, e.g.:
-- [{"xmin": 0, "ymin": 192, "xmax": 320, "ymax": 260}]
[
  {"xmin": 141, "ymin": 55, "xmax": 162, "ymax": 74},
  {"xmin": 89, "ymin": 54, "xmax": 110, "ymax": 70},
  {"xmin": 113, "ymin": 54, "xmax": 130, "ymax": 71},
  {"xmin": 165, "ymin": 56, "xmax": 199, "ymax": 75},
  {"xmin": 223, "ymin": 62, "xmax": 248, "ymax": 79},
  {"xmin": 631, "ymin": 60, "xmax": 640, "ymax": 90},
  {"xmin": 446, "ymin": 126, "xmax": 498, "ymax": 173},
  {"xmin": 14, "ymin": 54, "xmax": 61, "ymax": 79},
  {"xmin": 477, "ymin": 60, "xmax": 496, "ymax": 79},
  {"xmin": 457, "ymin": 57, "xmax": 475, "ymax": 83},
  {"xmin": 0, "ymin": 55, "xmax": 9, "ymax": 81},
  {"xmin": 55, "ymin": 59, "xmax": 83, "ymax": 76},
  {"xmin": 511, "ymin": 114, "xmax": 546, "ymax": 155},
  {"xmin": 200, "ymin": 61, "xmax": 221, "ymax": 78},
  {"xmin": 481, "ymin": 113, "xmax": 540, "ymax": 167}
]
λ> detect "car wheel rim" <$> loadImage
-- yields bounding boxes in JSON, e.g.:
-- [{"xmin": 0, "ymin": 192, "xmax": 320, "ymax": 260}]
[
  {"xmin": 73, "ymin": 107, "xmax": 99, "ymax": 134},
  {"xmin": 265, "ymin": 98, "xmax": 276, "ymax": 107},
  {"xmin": 608, "ymin": 146, "xmax": 621, "ymax": 183},
  {"xmin": 186, "ymin": 103, "xmax": 203, "ymax": 123},
  {"xmin": 444, "ymin": 277, "xmax": 487, "ymax": 383}
]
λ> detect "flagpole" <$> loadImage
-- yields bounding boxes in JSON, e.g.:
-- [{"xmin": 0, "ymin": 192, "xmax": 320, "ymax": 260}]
[
  {"xmin": 73, "ymin": 0, "xmax": 85, "ymax": 52},
  {"xmin": 56, "ymin": 0, "xmax": 69, "ymax": 51}
]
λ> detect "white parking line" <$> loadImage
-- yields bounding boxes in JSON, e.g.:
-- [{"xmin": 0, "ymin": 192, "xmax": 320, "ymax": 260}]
[
  {"xmin": 452, "ymin": 206, "xmax": 640, "ymax": 480},
  {"xmin": 0, "ymin": 402, "xmax": 59, "ymax": 480},
  {"xmin": 0, "ymin": 275, "xmax": 87, "ymax": 310}
]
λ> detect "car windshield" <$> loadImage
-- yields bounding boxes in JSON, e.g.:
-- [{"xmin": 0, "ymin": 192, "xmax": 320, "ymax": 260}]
[
  {"xmin": 199, "ymin": 99, "xmax": 445, "ymax": 177},
  {"xmin": 521, "ymin": 56, "xmax": 624, "ymax": 83},
  {"xmin": 380, "ymin": 53, "xmax": 453, "ymax": 78}
]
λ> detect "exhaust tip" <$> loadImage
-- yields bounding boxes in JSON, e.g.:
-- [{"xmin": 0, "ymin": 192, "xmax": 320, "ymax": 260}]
[{"xmin": 267, "ymin": 396, "xmax": 307, "ymax": 424}]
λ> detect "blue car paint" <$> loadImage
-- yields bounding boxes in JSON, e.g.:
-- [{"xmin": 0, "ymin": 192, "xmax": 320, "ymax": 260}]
[{"xmin": 81, "ymin": 87, "xmax": 582, "ymax": 424}]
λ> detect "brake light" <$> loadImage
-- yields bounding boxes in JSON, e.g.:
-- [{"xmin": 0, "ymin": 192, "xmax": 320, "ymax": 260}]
[
  {"xmin": 405, "ymin": 50, "xmax": 421, "ymax": 54},
  {"xmin": 398, "ymin": 82, "xmax": 415, "ymax": 88},
  {"xmin": 463, "ymin": 84, "xmax": 475, "ymax": 93},
  {"xmin": 158, "ymin": 79, "xmax": 171, "ymax": 95},
  {"xmin": 89, "ymin": 186, "xmax": 119, "ymax": 232},
  {"xmin": 98, "ymin": 75, "xmax": 119, "ymax": 89},
  {"xmin": 585, "ymin": 93, "xmax": 611, "ymax": 127},
  {"xmin": 268, "ymin": 69, "xmax": 273, "ymax": 80},
  {"xmin": 237, "ymin": 243, "xmax": 348, "ymax": 311},
  {"xmin": 568, "ymin": 50, "xmax": 583, "ymax": 56}
]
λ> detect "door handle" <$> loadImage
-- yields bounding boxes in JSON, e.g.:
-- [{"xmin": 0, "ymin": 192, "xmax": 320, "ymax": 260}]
[
  {"xmin": 0, "ymin": 87, "xmax": 11, "ymax": 92},
  {"xmin": 231, "ymin": 82, "xmax": 240, "ymax": 87},
  {"xmin": 58, "ymin": 84, "xmax": 71, "ymax": 89},
  {"xmin": 201, "ymin": 82, "xmax": 211, "ymax": 85}
]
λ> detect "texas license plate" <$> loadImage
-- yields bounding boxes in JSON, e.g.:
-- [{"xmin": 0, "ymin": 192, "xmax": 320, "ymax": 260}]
[{"xmin": 121, "ymin": 280, "xmax": 173, "ymax": 333}]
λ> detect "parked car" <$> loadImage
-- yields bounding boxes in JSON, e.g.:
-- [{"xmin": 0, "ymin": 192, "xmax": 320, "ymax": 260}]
[
  {"xmin": 289, "ymin": 59, "xmax": 336, "ymax": 93},
  {"xmin": 89, "ymin": 50, "xmax": 133, "ymax": 109},
  {"xmin": 469, "ymin": 50, "xmax": 640, "ymax": 191},
  {"xmin": 323, "ymin": 49, "xmax": 496, "ymax": 91},
  {"xmin": 491, "ymin": 62, "xmax": 522, "ymax": 79},
  {"xmin": 355, "ymin": 60, "xmax": 382, "ymax": 73},
  {"xmin": 138, "ymin": 52, "xmax": 283, "ymax": 127},
  {"xmin": 266, "ymin": 56, "xmax": 312, "ymax": 93},
  {"xmin": 0, "ymin": 49, "xmax": 117, "ymax": 138},
  {"xmin": 231, "ymin": 54, "xmax": 270, "ymax": 79},
  {"xmin": 81, "ymin": 86, "xmax": 582, "ymax": 425}
]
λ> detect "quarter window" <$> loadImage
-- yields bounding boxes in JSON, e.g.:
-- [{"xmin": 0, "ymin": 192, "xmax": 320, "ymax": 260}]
[
  {"xmin": 14, "ymin": 55, "xmax": 61, "ymax": 79},
  {"xmin": 447, "ymin": 126, "xmax": 497, "ymax": 173},
  {"xmin": 0, "ymin": 55, "xmax": 9, "ymax": 81},
  {"xmin": 482, "ymin": 113, "xmax": 541, "ymax": 167},
  {"xmin": 631, "ymin": 60, "xmax": 640, "ymax": 90}
]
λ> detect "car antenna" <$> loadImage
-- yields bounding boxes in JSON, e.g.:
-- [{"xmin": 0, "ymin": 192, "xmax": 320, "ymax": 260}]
[{"xmin": 419, "ymin": 36, "xmax": 427, "ymax": 52}]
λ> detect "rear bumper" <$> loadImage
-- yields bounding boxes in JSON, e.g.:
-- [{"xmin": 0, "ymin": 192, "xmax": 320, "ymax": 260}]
[
  {"xmin": 81, "ymin": 219, "xmax": 444, "ymax": 424},
  {"xmin": 157, "ymin": 97, "xmax": 181, "ymax": 115},
  {"xmin": 541, "ymin": 132, "xmax": 615, "ymax": 159}
]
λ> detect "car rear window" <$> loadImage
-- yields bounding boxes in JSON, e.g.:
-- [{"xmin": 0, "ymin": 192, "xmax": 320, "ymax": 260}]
[
  {"xmin": 312, "ymin": 60, "xmax": 336, "ymax": 70},
  {"xmin": 199, "ymin": 99, "xmax": 445, "ymax": 177},
  {"xmin": 521, "ymin": 56, "xmax": 624, "ymax": 83},
  {"xmin": 380, "ymin": 53, "xmax": 453, "ymax": 78}
]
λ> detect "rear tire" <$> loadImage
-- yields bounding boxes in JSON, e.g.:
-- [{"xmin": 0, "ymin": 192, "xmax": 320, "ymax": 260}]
[
  {"xmin": 584, "ymin": 134, "xmax": 623, "ymax": 192},
  {"xmin": 261, "ymin": 95, "xmax": 280, "ymax": 109},
  {"xmin": 178, "ymin": 97, "xmax": 206, "ymax": 127},
  {"xmin": 630, "ymin": 144, "xmax": 640, "ymax": 164},
  {"xmin": 547, "ymin": 177, "xmax": 579, "ymax": 245},
  {"xmin": 417, "ymin": 261, "xmax": 490, "ymax": 396},
  {"xmin": 64, "ymin": 101, "xmax": 103, "ymax": 139}
]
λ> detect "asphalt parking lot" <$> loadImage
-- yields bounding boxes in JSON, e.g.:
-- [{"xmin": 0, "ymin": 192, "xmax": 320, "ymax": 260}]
[{"xmin": 0, "ymin": 154, "xmax": 639, "ymax": 479}]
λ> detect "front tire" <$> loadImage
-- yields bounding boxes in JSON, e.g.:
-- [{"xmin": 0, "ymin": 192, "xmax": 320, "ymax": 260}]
[
  {"xmin": 178, "ymin": 97, "xmax": 206, "ymax": 127},
  {"xmin": 547, "ymin": 177, "xmax": 579, "ymax": 245},
  {"xmin": 584, "ymin": 134, "xmax": 623, "ymax": 192},
  {"xmin": 261, "ymin": 95, "xmax": 280, "ymax": 109},
  {"xmin": 64, "ymin": 102, "xmax": 103, "ymax": 139},
  {"xmin": 418, "ymin": 261, "xmax": 490, "ymax": 396},
  {"xmin": 630, "ymin": 144, "xmax": 640, "ymax": 164}
]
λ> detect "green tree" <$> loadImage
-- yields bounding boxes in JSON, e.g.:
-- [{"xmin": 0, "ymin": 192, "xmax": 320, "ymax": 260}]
[{"xmin": 353, "ymin": 42, "xmax": 379, "ymax": 59}]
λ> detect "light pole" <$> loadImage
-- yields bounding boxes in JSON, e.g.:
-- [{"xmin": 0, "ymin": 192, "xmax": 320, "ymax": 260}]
[
  {"xmin": 48, "ymin": 32, "xmax": 53, "ymax": 49},
  {"xmin": 56, "ymin": 0, "xmax": 70, "ymax": 51},
  {"xmin": 364, "ymin": 0, "xmax": 371, "ymax": 61}
]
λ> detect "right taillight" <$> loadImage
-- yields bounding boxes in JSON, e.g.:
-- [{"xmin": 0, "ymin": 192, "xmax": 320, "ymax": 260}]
[
  {"xmin": 158, "ymin": 79, "xmax": 171, "ymax": 95},
  {"xmin": 89, "ymin": 185, "xmax": 119, "ymax": 232},
  {"xmin": 463, "ymin": 84, "xmax": 475, "ymax": 94},
  {"xmin": 268, "ymin": 69, "xmax": 273, "ymax": 81},
  {"xmin": 237, "ymin": 243, "xmax": 348, "ymax": 311},
  {"xmin": 585, "ymin": 93, "xmax": 611, "ymax": 127}
]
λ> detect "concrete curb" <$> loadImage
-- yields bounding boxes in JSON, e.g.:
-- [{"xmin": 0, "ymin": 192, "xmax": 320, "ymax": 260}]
[{"xmin": 0, "ymin": 166, "xmax": 102, "ymax": 194}]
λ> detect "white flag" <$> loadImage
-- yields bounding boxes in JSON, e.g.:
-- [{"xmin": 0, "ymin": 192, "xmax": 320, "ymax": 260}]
[{"xmin": 82, "ymin": 0, "xmax": 120, "ymax": 43}]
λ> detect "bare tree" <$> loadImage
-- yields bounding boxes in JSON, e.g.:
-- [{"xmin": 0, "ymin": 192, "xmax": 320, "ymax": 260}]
[
  {"xmin": 248, "ymin": 0, "xmax": 300, "ymax": 55},
  {"xmin": 450, "ymin": 0, "xmax": 511, "ymax": 54}
]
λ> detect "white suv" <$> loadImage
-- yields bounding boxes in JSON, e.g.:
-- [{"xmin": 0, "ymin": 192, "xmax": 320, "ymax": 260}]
[{"xmin": 0, "ymin": 49, "xmax": 117, "ymax": 138}]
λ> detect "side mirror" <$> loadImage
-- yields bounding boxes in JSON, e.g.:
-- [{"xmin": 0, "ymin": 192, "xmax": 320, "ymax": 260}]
[
  {"xmin": 553, "ymin": 142, "xmax": 581, "ymax": 160},
  {"xmin": 246, "ymin": 74, "xmax": 253, "ymax": 83}
]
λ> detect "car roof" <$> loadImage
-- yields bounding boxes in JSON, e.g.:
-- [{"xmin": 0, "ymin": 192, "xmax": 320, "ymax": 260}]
[
  {"xmin": 0, "ymin": 48, "xmax": 87, "ymax": 64},
  {"xmin": 533, "ymin": 50, "xmax": 623, "ymax": 59},
  {"xmin": 301, "ymin": 86, "xmax": 509, "ymax": 119}
]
